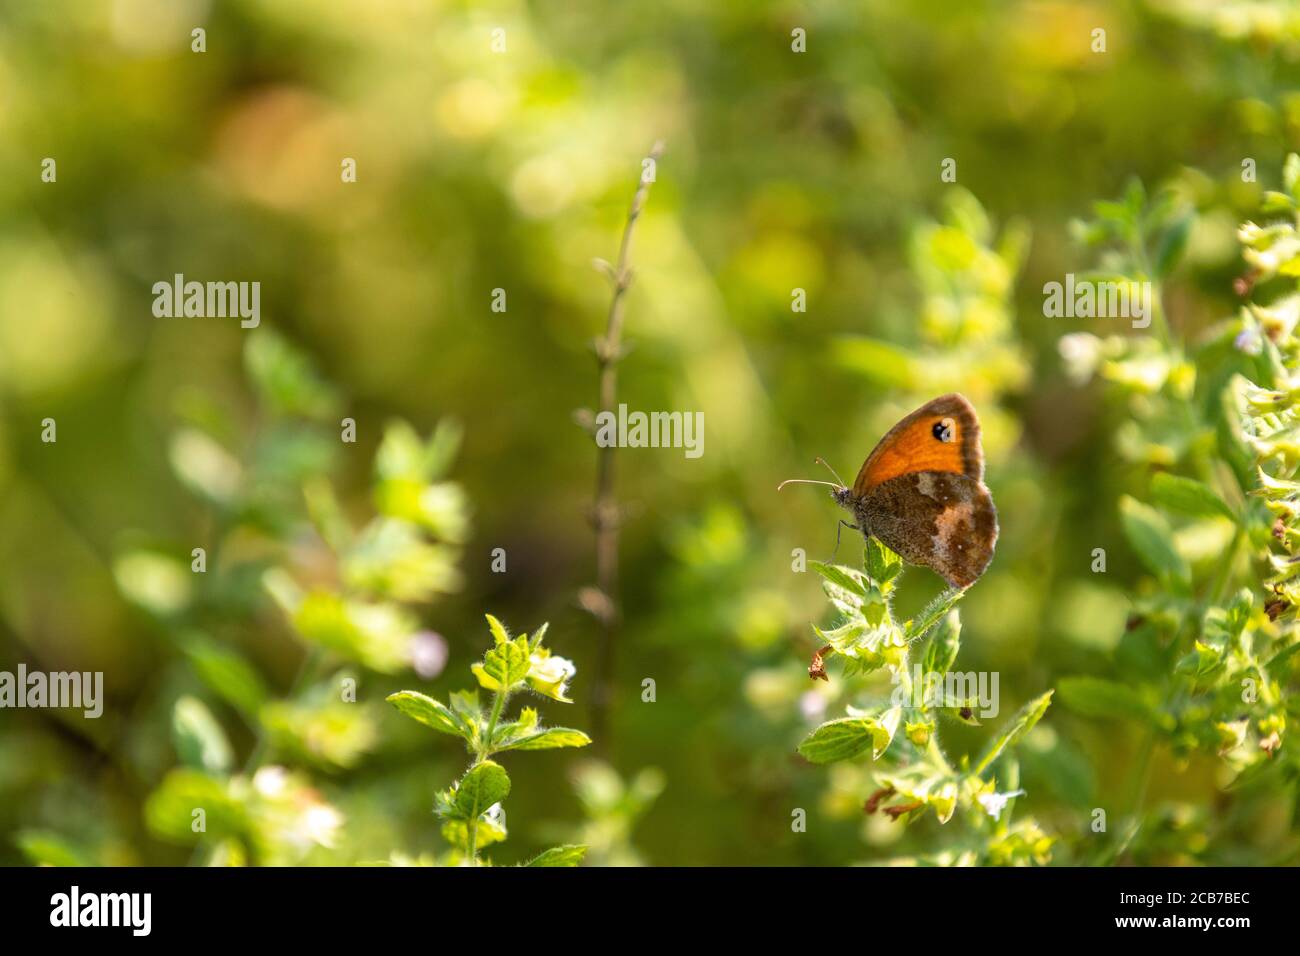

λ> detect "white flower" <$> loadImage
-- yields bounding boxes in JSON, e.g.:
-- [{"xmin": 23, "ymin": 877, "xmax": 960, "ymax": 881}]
[
  {"xmin": 976, "ymin": 789, "xmax": 1026, "ymax": 820},
  {"xmin": 301, "ymin": 803, "xmax": 344, "ymax": 849},
  {"xmin": 253, "ymin": 765, "xmax": 288, "ymax": 798},
  {"xmin": 526, "ymin": 652, "xmax": 576, "ymax": 701}
]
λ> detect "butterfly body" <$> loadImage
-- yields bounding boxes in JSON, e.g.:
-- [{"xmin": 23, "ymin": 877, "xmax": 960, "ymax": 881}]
[{"xmin": 829, "ymin": 393, "xmax": 998, "ymax": 589}]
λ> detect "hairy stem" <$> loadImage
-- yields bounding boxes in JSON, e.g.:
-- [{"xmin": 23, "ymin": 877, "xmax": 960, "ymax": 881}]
[{"xmin": 481, "ymin": 687, "xmax": 507, "ymax": 762}]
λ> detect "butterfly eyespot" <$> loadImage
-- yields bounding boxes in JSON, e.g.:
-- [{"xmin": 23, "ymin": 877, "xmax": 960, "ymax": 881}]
[{"xmin": 932, "ymin": 418, "xmax": 955, "ymax": 443}]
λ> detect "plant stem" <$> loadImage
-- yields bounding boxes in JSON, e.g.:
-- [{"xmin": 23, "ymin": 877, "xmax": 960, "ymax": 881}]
[
  {"xmin": 1209, "ymin": 526, "xmax": 1247, "ymax": 608},
  {"xmin": 926, "ymin": 736, "xmax": 955, "ymax": 776},
  {"xmin": 1110, "ymin": 725, "xmax": 1157, "ymax": 863},
  {"xmin": 463, "ymin": 685, "xmax": 509, "ymax": 865},
  {"xmin": 586, "ymin": 140, "xmax": 665, "ymax": 754},
  {"xmin": 897, "ymin": 644, "xmax": 954, "ymax": 775},
  {"xmin": 481, "ymin": 687, "xmax": 507, "ymax": 763}
]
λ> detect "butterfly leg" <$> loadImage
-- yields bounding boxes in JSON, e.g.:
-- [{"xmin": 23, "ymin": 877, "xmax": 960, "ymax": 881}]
[{"xmin": 829, "ymin": 520, "xmax": 859, "ymax": 564}]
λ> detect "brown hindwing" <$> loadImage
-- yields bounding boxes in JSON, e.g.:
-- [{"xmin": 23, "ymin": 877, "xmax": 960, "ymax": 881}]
[{"xmin": 855, "ymin": 470, "xmax": 998, "ymax": 589}]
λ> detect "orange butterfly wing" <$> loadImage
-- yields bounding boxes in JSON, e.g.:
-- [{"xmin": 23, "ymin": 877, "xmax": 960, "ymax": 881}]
[{"xmin": 852, "ymin": 393, "xmax": 984, "ymax": 496}]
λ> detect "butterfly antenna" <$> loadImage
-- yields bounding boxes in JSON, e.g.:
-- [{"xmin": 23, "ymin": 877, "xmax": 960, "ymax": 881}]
[
  {"xmin": 777, "ymin": 478, "xmax": 842, "ymax": 492},
  {"xmin": 814, "ymin": 457, "xmax": 847, "ymax": 487}
]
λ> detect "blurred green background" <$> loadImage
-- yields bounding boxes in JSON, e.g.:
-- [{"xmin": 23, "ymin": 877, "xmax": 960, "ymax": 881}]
[{"xmin": 1, "ymin": 0, "xmax": 1298, "ymax": 866}]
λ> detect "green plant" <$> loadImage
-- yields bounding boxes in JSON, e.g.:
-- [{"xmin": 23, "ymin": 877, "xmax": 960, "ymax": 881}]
[
  {"xmin": 560, "ymin": 760, "xmax": 664, "ymax": 867},
  {"xmin": 1056, "ymin": 157, "xmax": 1300, "ymax": 863},
  {"xmin": 834, "ymin": 186, "xmax": 1031, "ymax": 411},
  {"xmin": 797, "ymin": 540, "xmax": 1055, "ymax": 865},
  {"xmin": 109, "ymin": 331, "xmax": 471, "ymax": 866},
  {"xmin": 387, "ymin": 615, "xmax": 593, "ymax": 866}
]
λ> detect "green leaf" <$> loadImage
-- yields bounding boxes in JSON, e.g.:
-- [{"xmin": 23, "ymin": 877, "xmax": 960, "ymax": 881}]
[
  {"xmin": 875, "ymin": 767, "xmax": 960, "ymax": 824},
  {"xmin": 1176, "ymin": 640, "xmax": 1225, "ymax": 679},
  {"xmin": 798, "ymin": 708, "xmax": 901, "ymax": 764},
  {"xmin": 921, "ymin": 611, "xmax": 961, "ymax": 678},
  {"xmin": 1102, "ymin": 353, "xmax": 1171, "ymax": 393},
  {"xmin": 244, "ymin": 330, "xmax": 338, "ymax": 419},
  {"xmin": 144, "ymin": 770, "xmax": 247, "ymax": 845},
  {"xmin": 474, "ymin": 636, "xmax": 531, "ymax": 691},
  {"xmin": 1155, "ymin": 213, "xmax": 1193, "ymax": 277},
  {"xmin": 386, "ymin": 690, "xmax": 472, "ymax": 741},
  {"xmin": 374, "ymin": 478, "xmax": 470, "ymax": 542},
  {"xmin": 260, "ymin": 688, "xmax": 379, "ymax": 770},
  {"xmin": 905, "ymin": 588, "xmax": 964, "ymax": 644},
  {"xmin": 1092, "ymin": 200, "xmax": 1131, "ymax": 229},
  {"xmin": 424, "ymin": 418, "xmax": 464, "ymax": 481},
  {"xmin": 1057, "ymin": 676, "xmax": 1172, "ymax": 729},
  {"xmin": 810, "ymin": 561, "xmax": 884, "ymax": 619},
  {"xmin": 485, "ymin": 613, "xmax": 511, "ymax": 646},
  {"xmin": 441, "ymin": 815, "xmax": 506, "ymax": 851},
  {"xmin": 497, "ymin": 727, "xmax": 592, "ymax": 752},
  {"xmin": 113, "ymin": 550, "xmax": 192, "ymax": 617},
  {"xmin": 832, "ymin": 336, "xmax": 919, "ymax": 389},
  {"xmin": 525, "ymin": 845, "xmax": 589, "ymax": 867},
  {"xmin": 865, "ymin": 538, "xmax": 903, "ymax": 587},
  {"xmin": 291, "ymin": 590, "xmax": 415, "ymax": 673},
  {"xmin": 1119, "ymin": 495, "xmax": 1190, "ymax": 587},
  {"xmin": 1149, "ymin": 473, "xmax": 1234, "ymax": 520},
  {"xmin": 375, "ymin": 420, "xmax": 434, "ymax": 482},
  {"xmin": 303, "ymin": 476, "xmax": 351, "ymax": 552},
  {"xmin": 1285, "ymin": 153, "xmax": 1300, "ymax": 202},
  {"xmin": 342, "ymin": 518, "xmax": 463, "ymax": 602},
  {"xmin": 455, "ymin": 761, "xmax": 511, "ymax": 819},
  {"xmin": 181, "ymin": 634, "xmax": 270, "ymax": 717},
  {"xmin": 973, "ymin": 690, "xmax": 1054, "ymax": 775},
  {"xmin": 172, "ymin": 696, "xmax": 233, "ymax": 774},
  {"xmin": 1225, "ymin": 589, "xmax": 1254, "ymax": 635},
  {"xmin": 1123, "ymin": 176, "xmax": 1146, "ymax": 219},
  {"xmin": 372, "ymin": 417, "xmax": 462, "ymax": 483},
  {"xmin": 500, "ymin": 706, "xmax": 539, "ymax": 738},
  {"xmin": 809, "ymin": 561, "xmax": 869, "ymax": 600},
  {"xmin": 167, "ymin": 429, "xmax": 242, "ymax": 506},
  {"xmin": 449, "ymin": 690, "xmax": 482, "ymax": 726},
  {"xmin": 15, "ymin": 830, "xmax": 90, "ymax": 867},
  {"xmin": 1251, "ymin": 466, "xmax": 1300, "ymax": 501},
  {"xmin": 1264, "ymin": 640, "xmax": 1300, "ymax": 672},
  {"xmin": 433, "ymin": 786, "xmax": 459, "ymax": 820}
]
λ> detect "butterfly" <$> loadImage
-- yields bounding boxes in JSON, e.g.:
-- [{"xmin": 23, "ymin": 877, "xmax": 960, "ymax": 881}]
[{"xmin": 781, "ymin": 393, "xmax": 998, "ymax": 589}]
